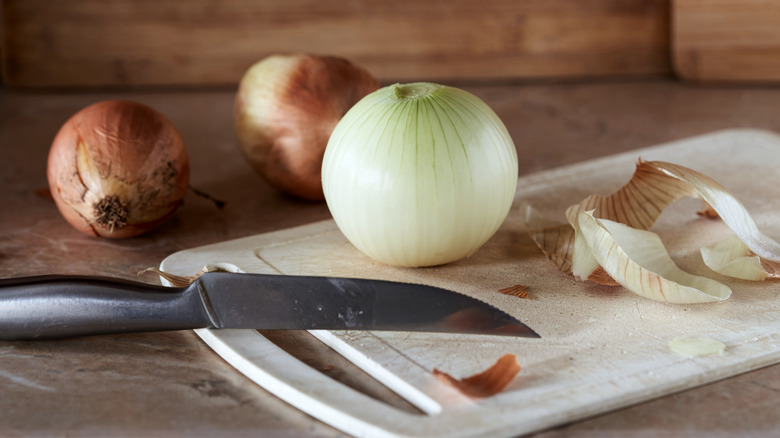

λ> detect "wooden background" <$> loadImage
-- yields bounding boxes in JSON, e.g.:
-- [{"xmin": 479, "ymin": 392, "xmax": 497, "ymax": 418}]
[
  {"xmin": 672, "ymin": 0, "xmax": 780, "ymax": 83},
  {"xmin": 2, "ymin": 0, "xmax": 780, "ymax": 88},
  {"xmin": 2, "ymin": 0, "xmax": 670, "ymax": 88}
]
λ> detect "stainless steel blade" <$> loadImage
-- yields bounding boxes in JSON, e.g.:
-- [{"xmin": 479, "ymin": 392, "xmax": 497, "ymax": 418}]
[
  {"xmin": 0, "ymin": 272, "xmax": 540, "ymax": 339},
  {"xmin": 195, "ymin": 272, "xmax": 539, "ymax": 337}
]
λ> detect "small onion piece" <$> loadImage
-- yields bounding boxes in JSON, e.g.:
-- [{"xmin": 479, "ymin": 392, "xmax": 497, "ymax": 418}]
[
  {"xmin": 47, "ymin": 100, "xmax": 189, "ymax": 238},
  {"xmin": 669, "ymin": 337, "xmax": 726, "ymax": 357},
  {"xmin": 322, "ymin": 83, "xmax": 518, "ymax": 267}
]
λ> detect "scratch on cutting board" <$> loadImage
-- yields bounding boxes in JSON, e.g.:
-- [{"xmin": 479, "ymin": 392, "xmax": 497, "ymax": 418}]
[
  {"xmin": 0, "ymin": 369, "xmax": 55, "ymax": 392},
  {"xmin": 254, "ymin": 254, "xmax": 284, "ymax": 275}
]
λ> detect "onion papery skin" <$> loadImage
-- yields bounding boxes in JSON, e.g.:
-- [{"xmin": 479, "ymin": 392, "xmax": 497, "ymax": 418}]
[
  {"xmin": 321, "ymin": 83, "xmax": 518, "ymax": 267},
  {"xmin": 47, "ymin": 100, "xmax": 190, "ymax": 238},
  {"xmin": 234, "ymin": 54, "xmax": 380, "ymax": 201}
]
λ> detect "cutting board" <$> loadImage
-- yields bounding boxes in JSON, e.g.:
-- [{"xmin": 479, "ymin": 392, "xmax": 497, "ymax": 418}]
[
  {"xmin": 673, "ymin": 0, "xmax": 780, "ymax": 83},
  {"xmin": 160, "ymin": 129, "xmax": 780, "ymax": 437}
]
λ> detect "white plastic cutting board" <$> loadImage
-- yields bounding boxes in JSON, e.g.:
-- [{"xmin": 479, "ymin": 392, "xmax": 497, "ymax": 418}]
[{"xmin": 160, "ymin": 129, "xmax": 780, "ymax": 438}]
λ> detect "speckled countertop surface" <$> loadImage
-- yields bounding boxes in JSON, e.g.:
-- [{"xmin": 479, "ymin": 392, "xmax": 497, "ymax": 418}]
[{"xmin": 1, "ymin": 79, "xmax": 779, "ymax": 437}]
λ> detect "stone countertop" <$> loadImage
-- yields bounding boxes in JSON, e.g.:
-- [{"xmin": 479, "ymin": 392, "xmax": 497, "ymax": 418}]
[{"xmin": 1, "ymin": 79, "xmax": 779, "ymax": 437}]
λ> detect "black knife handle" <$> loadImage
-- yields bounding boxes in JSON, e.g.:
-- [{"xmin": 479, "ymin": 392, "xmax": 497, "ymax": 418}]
[{"xmin": 0, "ymin": 275, "xmax": 213, "ymax": 340}]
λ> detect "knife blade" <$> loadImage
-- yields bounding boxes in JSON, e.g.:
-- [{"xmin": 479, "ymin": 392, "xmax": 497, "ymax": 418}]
[{"xmin": 0, "ymin": 272, "xmax": 539, "ymax": 340}]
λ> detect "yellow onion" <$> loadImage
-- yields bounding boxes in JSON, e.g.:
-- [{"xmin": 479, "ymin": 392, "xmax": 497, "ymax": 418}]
[
  {"xmin": 47, "ymin": 100, "xmax": 189, "ymax": 238},
  {"xmin": 234, "ymin": 54, "xmax": 380, "ymax": 200}
]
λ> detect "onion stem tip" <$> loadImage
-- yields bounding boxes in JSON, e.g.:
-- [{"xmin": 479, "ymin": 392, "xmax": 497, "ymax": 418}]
[{"xmin": 392, "ymin": 82, "xmax": 444, "ymax": 100}]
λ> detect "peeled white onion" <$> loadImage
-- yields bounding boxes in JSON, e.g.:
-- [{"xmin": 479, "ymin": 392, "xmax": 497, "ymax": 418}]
[{"xmin": 321, "ymin": 83, "xmax": 518, "ymax": 267}]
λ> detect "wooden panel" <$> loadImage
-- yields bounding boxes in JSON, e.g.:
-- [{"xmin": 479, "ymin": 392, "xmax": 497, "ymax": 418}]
[
  {"xmin": 1, "ymin": 0, "xmax": 670, "ymax": 88},
  {"xmin": 673, "ymin": 0, "xmax": 780, "ymax": 83}
]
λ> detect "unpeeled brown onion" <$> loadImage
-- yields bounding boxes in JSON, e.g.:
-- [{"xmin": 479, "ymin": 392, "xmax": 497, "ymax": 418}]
[
  {"xmin": 234, "ymin": 54, "xmax": 380, "ymax": 200},
  {"xmin": 47, "ymin": 100, "xmax": 190, "ymax": 238}
]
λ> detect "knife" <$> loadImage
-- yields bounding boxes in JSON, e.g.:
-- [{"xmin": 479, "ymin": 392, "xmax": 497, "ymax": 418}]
[{"xmin": 0, "ymin": 272, "xmax": 540, "ymax": 340}]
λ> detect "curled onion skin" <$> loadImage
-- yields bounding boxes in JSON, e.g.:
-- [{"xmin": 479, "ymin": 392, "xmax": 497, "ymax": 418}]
[
  {"xmin": 47, "ymin": 100, "xmax": 190, "ymax": 238},
  {"xmin": 234, "ymin": 54, "xmax": 380, "ymax": 200},
  {"xmin": 322, "ymin": 83, "xmax": 518, "ymax": 267}
]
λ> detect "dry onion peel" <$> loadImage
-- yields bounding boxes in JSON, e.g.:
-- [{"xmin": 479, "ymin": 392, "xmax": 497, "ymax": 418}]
[
  {"xmin": 701, "ymin": 235, "xmax": 780, "ymax": 280},
  {"xmin": 564, "ymin": 160, "xmax": 700, "ymax": 282},
  {"xmin": 520, "ymin": 202, "xmax": 577, "ymax": 277},
  {"xmin": 521, "ymin": 159, "xmax": 699, "ymax": 283},
  {"xmin": 524, "ymin": 159, "xmax": 780, "ymax": 293},
  {"xmin": 433, "ymin": 354, "xmax": 520, "ymax": 398},
  {"xmin": 141, "ymin": 266, "xmax": 229, "ymax": 287},
  {"xmin": 497, "ymin": 285, "xmax": 530, "ymax": 299},
  {"xmin": 141, "ymin": 267, "xmax": 205, "ymax": 287},
  {"xmin": 763, "ymin": 259, "xmax": 780, "ymax": 278},
  {"xmin": 577, "ymin": 211, "xmax": 731, "ymax": 303},
  {"xmin": 649, "ymin": 161, "xmax": 780, "ymax": 263}
]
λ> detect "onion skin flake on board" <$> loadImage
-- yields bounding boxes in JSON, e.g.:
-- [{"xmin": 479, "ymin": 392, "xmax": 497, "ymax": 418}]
[{"xmin": 433, "ymin": 354, "xmax": 521, "ymax": 398}]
